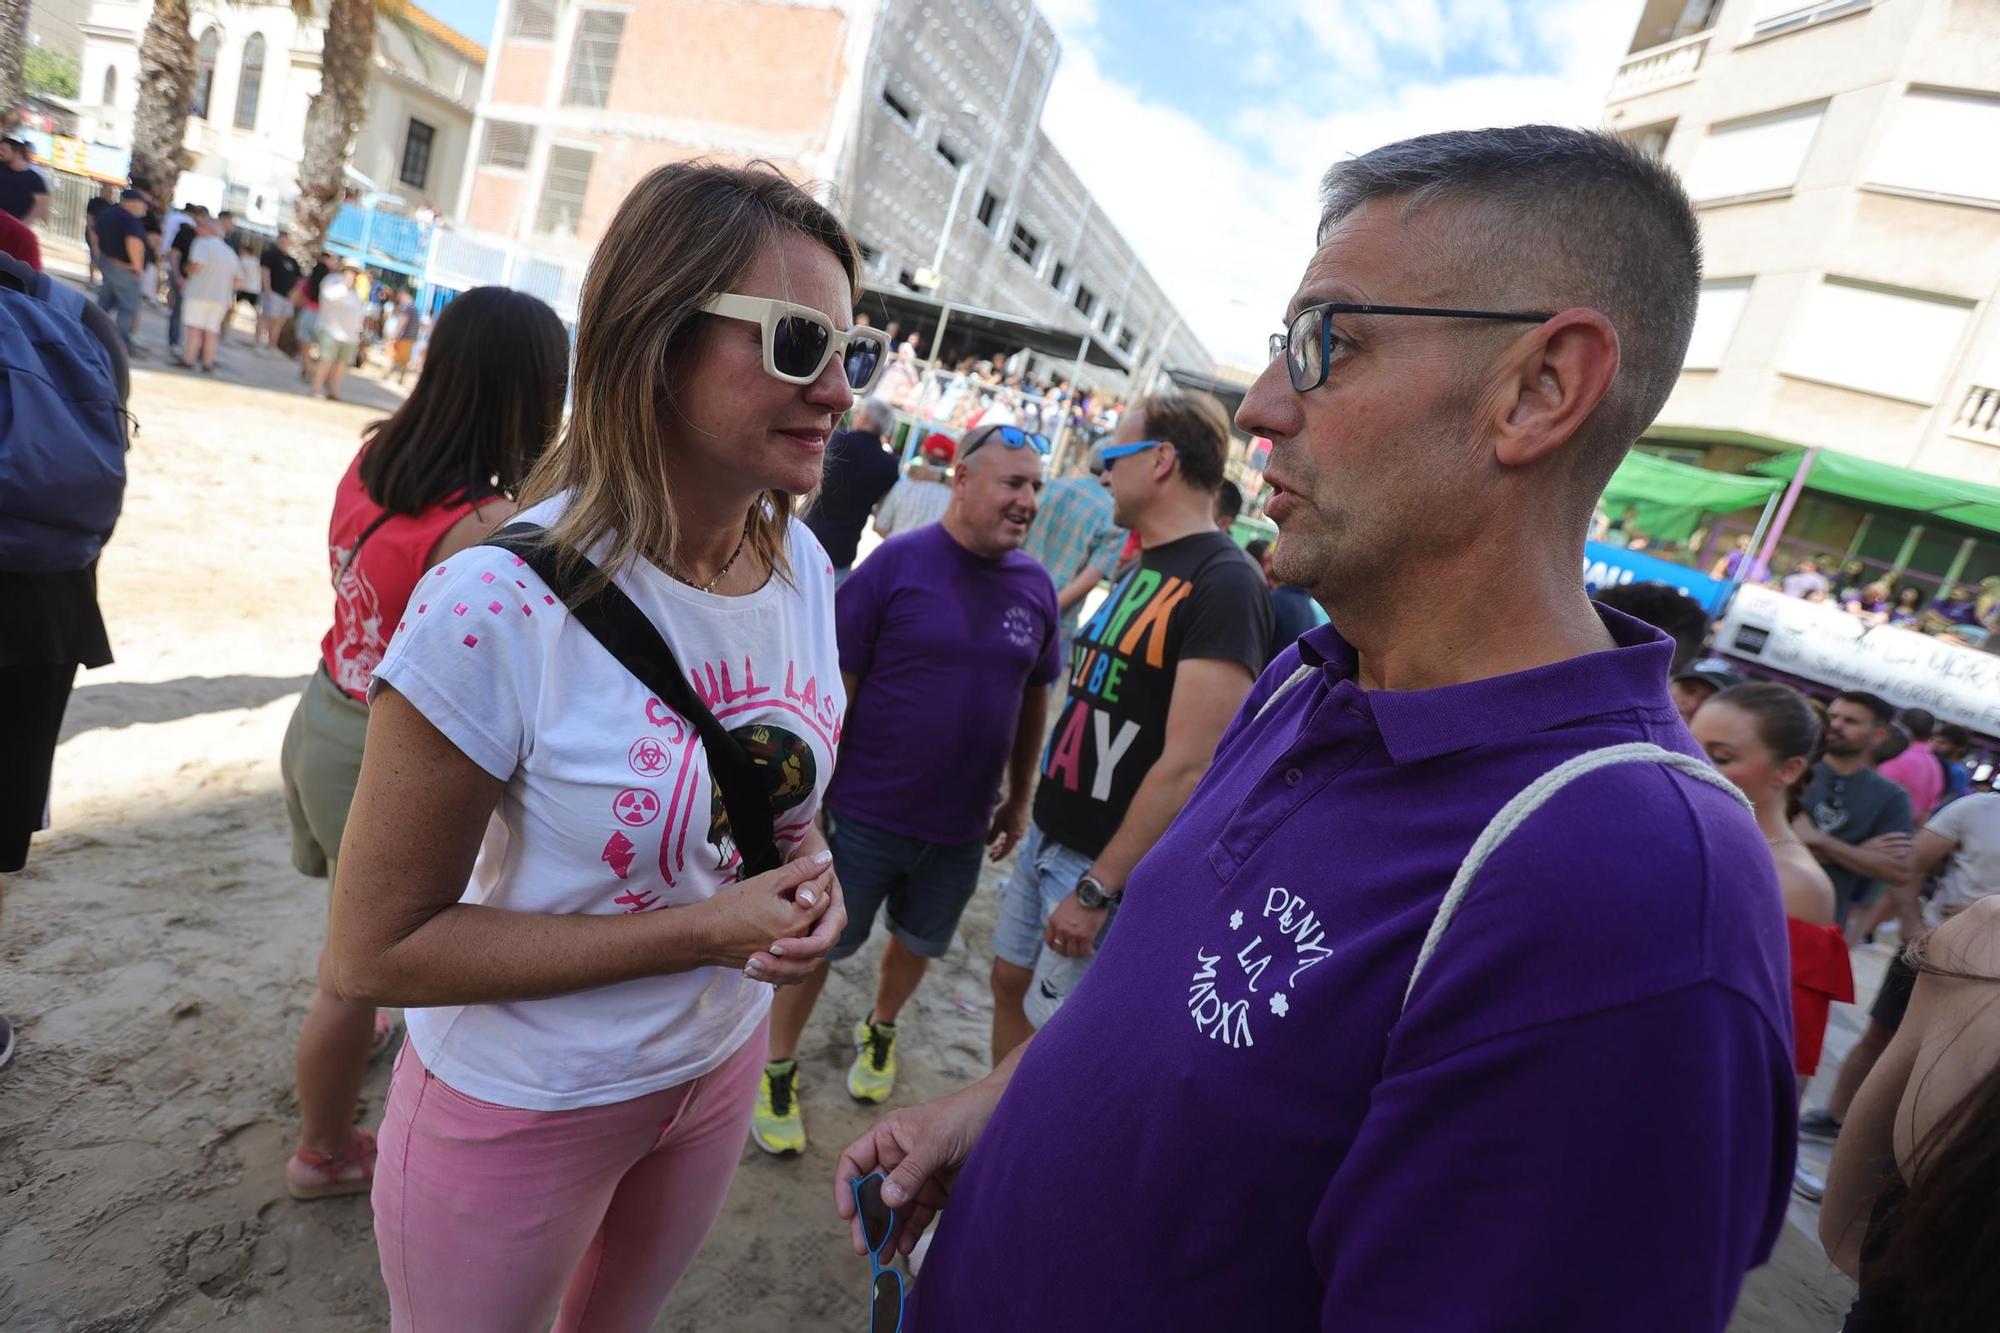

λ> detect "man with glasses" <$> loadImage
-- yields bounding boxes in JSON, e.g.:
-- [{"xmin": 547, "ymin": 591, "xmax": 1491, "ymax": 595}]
[
  {"xmin": 837, "ymin": 126, "xmax": 1793, "ymax": 1331},
  {"xmin": 1017, "ymin": 447, "xmax": 1126, "ymax": 670},
  {"xmin": 988, "ymin": 392, "xmax": 1269, "ymax": 1058}
]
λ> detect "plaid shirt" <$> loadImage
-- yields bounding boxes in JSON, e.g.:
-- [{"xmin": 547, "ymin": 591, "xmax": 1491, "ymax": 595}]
[
  {"xmin": 1021, "ymin": 475, "xmax": 1125, "ymax": 630},
  {"xmin": 875, "ymin": 477, "xmax": 954, "ymax": 538}
]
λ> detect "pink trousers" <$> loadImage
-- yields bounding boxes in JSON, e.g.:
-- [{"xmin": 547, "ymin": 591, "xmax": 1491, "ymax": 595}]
[{"xmin": 371, "ymin": 1019, "xmax": 766, "ymax": 1332}]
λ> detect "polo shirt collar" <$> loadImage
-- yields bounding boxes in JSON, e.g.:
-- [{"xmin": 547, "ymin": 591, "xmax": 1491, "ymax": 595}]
[{"xmin": 1294, "ymin": 607, "xmax": 1676, "ymax": 764}]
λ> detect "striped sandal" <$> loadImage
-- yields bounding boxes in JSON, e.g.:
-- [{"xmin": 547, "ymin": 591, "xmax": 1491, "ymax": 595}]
[{"xmin": 286, "ymin": 1128, "xmax": 377, "ymax": 1202}]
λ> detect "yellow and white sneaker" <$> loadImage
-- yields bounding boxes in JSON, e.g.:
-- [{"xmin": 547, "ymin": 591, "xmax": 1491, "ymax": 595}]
[
  {"xmin": 752, "ymin": 1060, "xmax": 805, "ymax": 1156},
  {"xmin": 846, "ymin": 1019, "xmax": 897, "ymax": 1104}
]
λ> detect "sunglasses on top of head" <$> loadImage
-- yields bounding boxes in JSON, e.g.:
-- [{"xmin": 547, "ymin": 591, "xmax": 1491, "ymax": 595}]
[
  {"xmin": 1269, "ymin": 300, "xmax": 1556, "ymax": 393},
  {"xmin": 700, "ymin": 293, "xmax": 890, "ymax": 393},
  {"xmin": 960, "ymin": 424, "xmax": 1051, "ymax": 459}
]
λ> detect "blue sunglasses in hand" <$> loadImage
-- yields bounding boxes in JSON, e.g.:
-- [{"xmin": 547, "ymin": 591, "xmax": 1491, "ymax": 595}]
[{"xmin": 853, "ymin": 1171, "xmax": 906, "ymax": 1332}]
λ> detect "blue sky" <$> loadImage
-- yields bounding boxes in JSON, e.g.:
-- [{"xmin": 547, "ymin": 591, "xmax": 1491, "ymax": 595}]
[
  {"xmin": 409, "ymin": 0, "xmax": 1638, "ymax": 365},
  {"xmin": 422, "ymin": 0, "xmax": 496, "ymax": 46}
]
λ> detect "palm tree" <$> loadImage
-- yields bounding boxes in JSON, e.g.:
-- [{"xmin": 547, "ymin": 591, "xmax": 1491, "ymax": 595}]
[
  {"xmin": 129, "ymin": 0, "xmax": 199, "ymax": 205},
  {"xmin": 0, "ymin": 0, "xmax": 27, "ymax": 130},
  {"xmin": 291, "ymin": 0, "xmax": 421, "ymax": 254}
]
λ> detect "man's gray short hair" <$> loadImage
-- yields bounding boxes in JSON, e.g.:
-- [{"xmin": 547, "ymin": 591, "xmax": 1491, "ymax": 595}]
[
  {"xmin": 857, "ymin": 396, "xmax": 895, "ymax": 433},
  {"xmin": 1319, "ymin": 125, "xmax": 1701, "ymax": 493}
]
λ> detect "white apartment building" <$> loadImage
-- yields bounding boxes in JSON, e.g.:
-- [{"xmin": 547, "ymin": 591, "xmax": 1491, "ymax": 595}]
[
  {"xmin": 74, "ymin": 0, "xmax": 484, "ymax": 226},
  {"xmin": 1605, "ymin": 0, "xmax": 2000, "ymax": 486}
]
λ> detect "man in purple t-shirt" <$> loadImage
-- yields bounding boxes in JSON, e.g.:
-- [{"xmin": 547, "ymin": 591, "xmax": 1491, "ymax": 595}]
[
  {"xmin": 755, "ymin": 424, "xmax": 1061, "ymax": 1156},
  {"xmin": 836, "ymin": 127, "xmax": 1794, "ymax": 1332}
]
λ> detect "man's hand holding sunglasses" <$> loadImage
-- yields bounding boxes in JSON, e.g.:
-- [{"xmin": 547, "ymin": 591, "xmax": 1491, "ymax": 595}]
[{"xmin": 834, "ymin": 1053, "xmax": 1020, "ymax": 1259}]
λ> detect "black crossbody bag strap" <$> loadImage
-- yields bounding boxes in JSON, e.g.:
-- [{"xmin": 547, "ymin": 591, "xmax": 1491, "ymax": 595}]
[{"xmin": 485, "ymin": 523, "xmax": 781, "ymax": 878}]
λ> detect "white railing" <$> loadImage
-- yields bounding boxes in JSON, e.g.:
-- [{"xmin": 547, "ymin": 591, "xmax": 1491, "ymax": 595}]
[
  {"xmin": 1951, "ymin": 383, "xmax": 2000, "ymax": 446},
  {"xmin": 1608, "ymin": 30, "xmax": 1711, "ymax": 102}
]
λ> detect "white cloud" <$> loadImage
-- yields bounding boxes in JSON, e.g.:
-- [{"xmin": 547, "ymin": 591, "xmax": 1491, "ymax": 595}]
[{"xmin": 1037, "ymin": 0, "xmax": 1637, "ymax": 369}]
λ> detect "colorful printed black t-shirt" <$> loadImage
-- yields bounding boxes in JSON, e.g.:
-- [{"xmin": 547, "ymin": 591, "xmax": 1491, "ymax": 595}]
[{"xmin": 1032, "ymin": 529, "xmax": 1271, "ymax": 859}]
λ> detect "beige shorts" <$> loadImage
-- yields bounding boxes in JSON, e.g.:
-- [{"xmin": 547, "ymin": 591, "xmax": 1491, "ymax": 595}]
[{"xmin": 280, "ymin": 664, "xmax": 370, "ymax": 879}]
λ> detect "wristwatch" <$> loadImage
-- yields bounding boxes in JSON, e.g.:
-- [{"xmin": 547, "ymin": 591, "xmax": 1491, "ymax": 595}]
[{"xmin": 1075, "ymin": 872, "xmax": 1121, "ymax": 910}]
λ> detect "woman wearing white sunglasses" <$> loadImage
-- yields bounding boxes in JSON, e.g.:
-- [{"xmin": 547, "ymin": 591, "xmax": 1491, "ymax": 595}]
[{"xmin": 329, "ymin": 160, "xmax": 883, "ymax": 1330}]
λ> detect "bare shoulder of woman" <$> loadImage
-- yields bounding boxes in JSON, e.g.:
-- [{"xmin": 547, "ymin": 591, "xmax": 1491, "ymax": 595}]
[
  {"xmin": 1774, "ymin": 844, "xmax": 1837, "ymax": 925},
  {"xmin": 427, "ymin": 499, "xmax": 522, "ymax": 566}
]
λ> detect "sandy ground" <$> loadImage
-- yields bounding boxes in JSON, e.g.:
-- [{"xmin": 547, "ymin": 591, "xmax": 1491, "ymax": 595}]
[{"xmin": 2, "ymin": 250, "xmax": 1855, "ymax": 1330}]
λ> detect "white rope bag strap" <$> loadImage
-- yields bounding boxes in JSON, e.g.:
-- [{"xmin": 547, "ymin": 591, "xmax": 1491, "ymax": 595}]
[{"xmin": 1402, "ymin": 741, "xmax": 1750, "ymax": 1011}]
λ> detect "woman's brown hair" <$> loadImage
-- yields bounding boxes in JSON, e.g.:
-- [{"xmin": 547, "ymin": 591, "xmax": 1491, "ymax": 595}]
[
  {"xmin": 1866, "ymin": 926, "xmax": 2000, "ymax": 1333},
  {"xmin": 517, "ymin": 159, "xmax": 860, "ymax": 594}
]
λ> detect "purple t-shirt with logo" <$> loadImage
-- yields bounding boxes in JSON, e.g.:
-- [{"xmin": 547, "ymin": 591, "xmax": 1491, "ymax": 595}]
[
  {"xmin": 827, "ymin": 523, "xmax": 1061, "ymax": 845},
  {"xmin": 908, "ymin": 609, "xmax": 1796, "ymax": 1331}
]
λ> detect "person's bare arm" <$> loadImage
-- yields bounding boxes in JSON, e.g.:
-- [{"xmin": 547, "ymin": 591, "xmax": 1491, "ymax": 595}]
[
  {"xmin": 1821, "ymin": 966, "xmax": 1933, "ymax": 1277},
  {"xmin": 1045, "ymin": 658, "xmax": 1254, "ymax": 956},
  {"xmin": 1793, "ymin": 818, "xmax": 1914, "ymax": 883},
  {"xmin": 834, "ymin": 1040, "xmax": 1030, "ymax": 1256},
  {"xmin": 1054, "ymin": 566, "xmax": 1102, "ymax": 614},
  {"xmin": 328, "ymin": 685, "xmax": 838, "ymax": 1007},
  {"xmin": 989, "ymin": 684, "xmax": 1047, "ymax": 861},
  {"xmin": 425, "ymin": 500, "xmax": 520, "ymax": 566}
]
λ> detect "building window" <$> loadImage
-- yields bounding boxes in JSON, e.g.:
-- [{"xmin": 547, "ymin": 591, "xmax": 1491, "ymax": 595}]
[
  {"xmin": 935, "ymin": 138, "xmax": 962, "ymax": 169},
  {"xmin": 856, "ymin": 240, "xmax": 881, "ymax": 266},
  {"xmin": 1074, "ymin": 284, "xmax": 1096, "ymax": 318},
  {"xmin": 1048, "ymin": 259, "xmax": 1068, "ymax": 293},
  {"xmin": 897, "ymin": 268, "xmax": 921, "ymax": 290},
  {"xmin": 1100, "ymin": 306, "xmax": 1117, "ymax": 333},
  {"xmin": 1117, "ymin": 328, "xmax": 1136, "ymax": 354},
  {"xmin": 1683, "ymin": 279, "xmax": 1751, "ymax": 369},
  {"xmin": 976, "ymin": 189, "xmax": 1000, "ymax": 230},
  {"xmin": 479, "ymin": 120, "xmax": 534, "ymax": 170},
  {"xmin": 1867, "ymin": 90, "xmax": 2000, "ymax": 206},
  {"xmin": 191, "ymin": 28, "xmax": 220, "ymax": 121},
  {"xmin": 102, "ymin": 66, "xmax": 117, "ymax": 108},
  {"xmin": 563, "ymin": 9, "xmax": 626, "ymax": 109},
  {"xmin": 232, "ymin": 35, "xmax": 265, "ymax": 131},
  {"xmin": 1009, "ymin": 222, "xmax": 1040, "ymax": 266},
  {"xmin": 1749, "ymin": 0, "xmax": 1870, "ymax": 39},
  {"xmin": 1624, "ymin": 120, "xmax": 1673, "ymax": 161},
  {"xmin": 882, "ymin": 87, "xmax": 915, "ymax": 125},
  {"xmin": 1683, "ymin": 102, "xmax": 1825, "ymax": 203},
  {"xmin": 509, "ymin": 0, "xmax": 557, "ymax": 40},
  {"xmin": 1780, "ymin": 278, "xmax": 1972, "ymax": 404},
  {"xmin": 400, "ymin": 119, "xmax": 435, "ymax": 189},
  {"xmin": 535, "ymin": 145, "xmax": 596, "ymax": 237}
]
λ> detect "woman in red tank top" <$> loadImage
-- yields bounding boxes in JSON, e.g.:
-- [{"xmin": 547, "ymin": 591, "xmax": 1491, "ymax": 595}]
[
  {"xmin": 1689, "ymin": 682, "xmax": 1854, "ymax": 1079},
  {"xmin": 280, "ymin": 287, "xmax": 570, "ymax": 1199}
]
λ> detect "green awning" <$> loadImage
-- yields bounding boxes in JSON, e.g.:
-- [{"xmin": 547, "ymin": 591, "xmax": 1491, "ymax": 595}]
[
  {"xmin": 1748, "ymin": 449, "xmax": 2000, "ymax": 537},
  {"xmin": 1598, "ymin": 450, "xmax": 1786, "ymax": 542}
]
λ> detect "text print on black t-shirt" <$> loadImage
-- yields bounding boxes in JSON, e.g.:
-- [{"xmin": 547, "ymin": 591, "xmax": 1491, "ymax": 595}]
[{"xmin": 1031, "ymin": 531, "xmax": 1271, "ymax": 860}]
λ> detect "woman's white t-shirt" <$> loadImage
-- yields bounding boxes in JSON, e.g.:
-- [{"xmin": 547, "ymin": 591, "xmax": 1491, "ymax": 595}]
[{"xmin": 370, "ymin": 496, "xmax": 845, "ymax": 1110}]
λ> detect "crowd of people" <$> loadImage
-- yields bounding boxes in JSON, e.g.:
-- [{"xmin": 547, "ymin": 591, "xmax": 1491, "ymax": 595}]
[
  {"xmin": 63, "ymin": 172, "xmax": 429, "ymax": 397},
  {"xmin": 8, "ymin": 124, "xmax": 2000, "ymax": 1333}
]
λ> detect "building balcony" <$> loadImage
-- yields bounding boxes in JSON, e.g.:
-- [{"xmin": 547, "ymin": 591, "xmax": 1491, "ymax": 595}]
[
  {"xmin": 1951, "ymin": 383, "xmax": 2000, "ymax": 447},
  {"xmin": 1608, "ymin": 30, "xmax": 1711, "ymax": 103}
]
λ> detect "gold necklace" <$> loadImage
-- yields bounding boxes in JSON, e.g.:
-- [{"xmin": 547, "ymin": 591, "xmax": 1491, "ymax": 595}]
[{"xmin": 672, "ymin": 519, "xmax": 750, "ymax": 594}]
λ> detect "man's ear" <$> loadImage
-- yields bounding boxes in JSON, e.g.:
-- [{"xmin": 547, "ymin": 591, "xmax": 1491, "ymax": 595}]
[{"xmin": 1490, "ymin": 309, "xmax": 1620, "ymax": 469}]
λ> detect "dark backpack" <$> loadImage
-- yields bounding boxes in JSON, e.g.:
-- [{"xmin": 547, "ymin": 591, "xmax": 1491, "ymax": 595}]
[{"xmin": 0, "ymin": 255, "xmax": 127, "ymax": 572}]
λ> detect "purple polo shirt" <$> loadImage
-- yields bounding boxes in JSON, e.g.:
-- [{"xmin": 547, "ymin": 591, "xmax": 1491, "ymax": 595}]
[
  {"xmin": 908, "ymin": 609, "xmax": 1795, "ymax": 1332},
  {"xmin": 827, "ymin": 523, "xmax": 1061, "ymax": 845}
]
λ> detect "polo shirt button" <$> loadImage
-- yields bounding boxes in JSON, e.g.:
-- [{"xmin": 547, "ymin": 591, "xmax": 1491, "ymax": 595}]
[{"xmin": 1284, "ymin": 768, "xmax": 1302, "ymax": 787}]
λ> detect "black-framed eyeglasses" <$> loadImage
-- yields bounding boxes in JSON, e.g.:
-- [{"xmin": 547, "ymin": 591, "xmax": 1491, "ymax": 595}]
[
  {"xmin": 1269, "ymin": 301, "xmax": 1556, "ymax": 393},
  {"xmin": 852, "ymin": 1171, "xmax": 906, "ymax": 1332},
  {"xmin": 960, "ymin": 423, "xmax": 1050, "ymax": 460}
]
